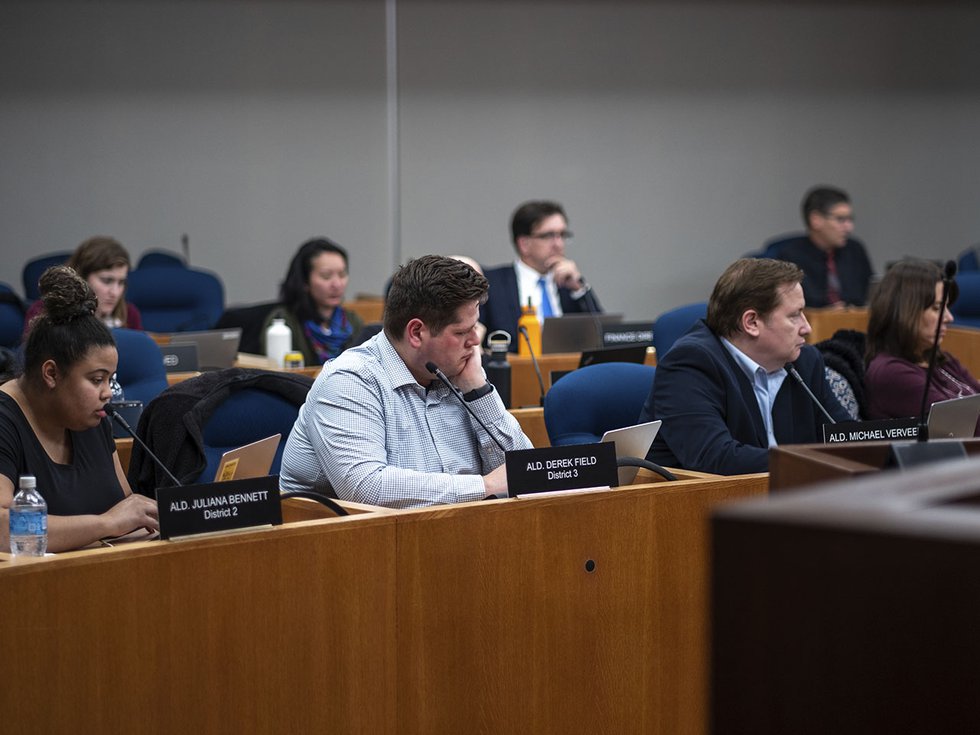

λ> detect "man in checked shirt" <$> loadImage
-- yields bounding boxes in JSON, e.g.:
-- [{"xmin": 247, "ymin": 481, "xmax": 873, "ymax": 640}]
[{"xmin": 280, "ymin": 255, "xmax": 533, "ymax": 508}]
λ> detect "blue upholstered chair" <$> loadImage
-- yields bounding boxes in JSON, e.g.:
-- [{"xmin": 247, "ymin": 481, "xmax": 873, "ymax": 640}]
[
  {"xmin": 137, "ymin": 249, "xmax": 187, "ymax": 269},
  {"xmin": 0, "ymin": 282, "xmax": 26, "ymax": 350},
  {"xmin": 22, "ymin": 251, "xmax": 71, "ymax": 303},
  {"xmin": 951, "ymin": 271, "xmax": 980, "ymax": 330},
  {"xmin": 652, "ymin": 302, "xmax": 708, "ymax": 359},
  {"xmin": 197, "ymin": 388, "xmax": 302, "ymax": 483},
  {"xmin": 958, "ymin": 246, "xmax": 980, "ymax": 273},
  {"xmin": 544, "ymin": 362, "xmax": 656, "ymax": 446},
  {"xmin": 126, "ymin": 266, "xmax": 224, "ymax": 332},
  {"xmin": 112, "ymin": 328, "xmax": 169, "ymax": 405},
  {"xmin": 756, "ymin": 232, "xmax": 800, "ymax": 259}
]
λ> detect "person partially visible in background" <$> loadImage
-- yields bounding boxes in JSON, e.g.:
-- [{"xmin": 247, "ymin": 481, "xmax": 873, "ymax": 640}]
[
  {"xmin": 261, "ymin": 238, "xmax": 362, "ymax": 365},
  {"xmin": 24, "ymin": 236, "xmax": 142, "ymax": 332},
  {"xmin": 865, "ymin": 259, "xmax": 980, "ymax": 423}
]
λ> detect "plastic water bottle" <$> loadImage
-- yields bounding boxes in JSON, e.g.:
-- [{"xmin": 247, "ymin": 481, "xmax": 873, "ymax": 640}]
[
  {"xmin": 266, "ymin": 318, "xmax": 292, "ymax": 369},
  {"xmin": 484, "ymin": 330, "xmax": 512, "ymax": 408},
  {"xmin": 9, "ymin": 475, "xmax": 47, "ymax": 557}
]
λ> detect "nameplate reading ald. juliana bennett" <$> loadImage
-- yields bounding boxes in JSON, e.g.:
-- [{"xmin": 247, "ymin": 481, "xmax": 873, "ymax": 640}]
[
  {"xmin": 157, "ymin": 475, "xmax": 282, "ymax": 540},
  {"xmin": 506, "ymin": 442, "xmax": 619, "ymax": 496}
]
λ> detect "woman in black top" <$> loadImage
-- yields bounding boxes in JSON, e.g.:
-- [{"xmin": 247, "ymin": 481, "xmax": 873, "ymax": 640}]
[{"xmin": 0, "ymin": 266, "xmax": 157, "ymax": 552}]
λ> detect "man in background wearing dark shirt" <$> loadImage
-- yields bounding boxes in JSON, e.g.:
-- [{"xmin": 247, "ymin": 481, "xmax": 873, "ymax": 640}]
[{"xmin": 774, "ymin": 185, "xmax": 873, "ymax": 307}]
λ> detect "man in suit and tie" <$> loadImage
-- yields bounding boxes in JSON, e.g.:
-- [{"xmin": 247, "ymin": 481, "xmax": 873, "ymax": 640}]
[
  {"xmin": 773, "ymin": 185, "xmax": 874, "ymax": 307},
  {"xmin": 481, "ymin": 200, "xmax": 601, "ymax": 350}
]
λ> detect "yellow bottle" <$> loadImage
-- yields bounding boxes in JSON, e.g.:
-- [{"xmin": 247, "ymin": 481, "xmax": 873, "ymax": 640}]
[{"xmin": 517, "ymin": 298, "xmax": 542, "ymax": 357}]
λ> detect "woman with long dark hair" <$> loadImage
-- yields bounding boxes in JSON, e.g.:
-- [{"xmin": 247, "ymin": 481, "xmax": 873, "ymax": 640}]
[
  {"xmin": 865, "ymin": 259, "xmax": 980, "ymax": 421},
  {"xmin": 261, "ymin": 238, "xmax": 362, "ymax": 365}
]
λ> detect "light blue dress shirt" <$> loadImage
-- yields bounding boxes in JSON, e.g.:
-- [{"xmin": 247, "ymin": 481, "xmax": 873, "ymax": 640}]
[{"xmin": 721, "ymin": 338, "xmax": 788, "ymax": 448}]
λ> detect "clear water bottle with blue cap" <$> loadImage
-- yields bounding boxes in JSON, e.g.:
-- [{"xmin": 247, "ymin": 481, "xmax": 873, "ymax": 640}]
[{"xmin": 9, "ymin": 474, "xmax": 47, "ymax": 557}]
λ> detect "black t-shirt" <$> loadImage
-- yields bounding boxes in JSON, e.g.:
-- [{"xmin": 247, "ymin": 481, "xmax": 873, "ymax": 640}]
[{"xmin": 0, "ymin": 392, "xmax": 125, "ymax": 515}]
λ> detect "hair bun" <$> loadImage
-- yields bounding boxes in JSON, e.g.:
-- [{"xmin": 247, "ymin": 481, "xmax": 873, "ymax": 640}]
[{"xmin": 38, "ymin": 265, "xmax": 98, "ymax": 324}]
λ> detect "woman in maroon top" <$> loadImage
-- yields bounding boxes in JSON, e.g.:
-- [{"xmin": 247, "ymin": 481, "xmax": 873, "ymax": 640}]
[
  {"xmin": 865, "ymin": 259, "xmax": 980, "ymax": 424},
  {"xmin": 24, "ymin": 236, "xmax": 142, "ymax": 333}
]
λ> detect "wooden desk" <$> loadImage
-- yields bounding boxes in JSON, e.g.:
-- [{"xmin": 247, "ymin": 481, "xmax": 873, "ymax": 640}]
[
  {"xmin": 803, "ymin": 305, "xmax": 869, "ymax": 343},
  {"xmin": 713, "ymin": 457, "xmax": 980, "ymax": 733},
  {"xmin": 510, "ymin": 349, "xmax": 657, "ymax": 409},
  {"xmin": 116, "ymin": 436, "xmax": 133, "ymax": 475},
  {"xmin": 1, "ymin": 473, "xmax": 766, "ymax": 735},
  {"xmin": 770, "ymin": 439, "xmax": 980, "ymax": 492},
  {"xmin": 803, "ymin": 308, "xmax": 980, "ymax": 376},
  {"xmin": 344, "ymin": 297, "xmax": 384, "ymax": 324},
  {"xmin": 511, "ymin": 407, "xmax": 549, "ymax": 447}
]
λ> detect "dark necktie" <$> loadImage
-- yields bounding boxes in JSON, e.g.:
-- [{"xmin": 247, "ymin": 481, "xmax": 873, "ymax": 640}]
[{"xmin": 826, "ymin": 251, "xmax": 842, "ymax": 305}]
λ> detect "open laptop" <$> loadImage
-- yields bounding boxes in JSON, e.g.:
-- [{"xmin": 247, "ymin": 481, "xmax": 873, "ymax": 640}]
[
  {"xmin": 600, "ymin": 420, "xmax": 662, "ymax": 485},
  {"xmin": 167, "ymin": 328, "xmax": 242, "ymax": 370},
  {"xmin": 541, "ymin": 313, "xmax": 624, "ymax": 354},
  {"xmin": 928, "ymin": 393, "xmax": 980, "ymax": 439},
  {"xmin": 214, "ymin": 433, "xmax": 281, "ymax": 482}
]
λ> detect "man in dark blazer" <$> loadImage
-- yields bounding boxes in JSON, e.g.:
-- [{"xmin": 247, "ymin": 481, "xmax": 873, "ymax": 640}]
[
  {"xmin": 772, "ymin": 185, "xmax": 873, "ymax": 307},
  {"xmin": 640, "ymin": 258, "xmax": 850, "ymax": 475},
  {"xmin": 481, "ymin": 200, "xmax": 601, "ymax": 350}
]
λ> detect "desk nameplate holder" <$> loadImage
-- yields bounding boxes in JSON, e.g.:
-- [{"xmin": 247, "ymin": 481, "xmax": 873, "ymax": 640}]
[
  {"xmin": 824, "ymin": 418, "xmax": 919, "ymax": 444},
  {"xmin": 506, "ymin": 442, "xmax": 618, "ymax": 497},
  {"xmin": 157, "ymin": 475, "xmax": 282, "ymax": 540}
]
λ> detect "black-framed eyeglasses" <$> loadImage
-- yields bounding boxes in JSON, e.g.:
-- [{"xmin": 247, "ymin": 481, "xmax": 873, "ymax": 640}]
[{"xmin": 528, "ymin": 230, "xmax": 573, "ymax": 241}]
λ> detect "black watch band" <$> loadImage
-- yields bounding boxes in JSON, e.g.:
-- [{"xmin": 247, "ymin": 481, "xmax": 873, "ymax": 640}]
[{"xmin": 462, "ymin": 383, "xmax": 494, "ymax": 402}]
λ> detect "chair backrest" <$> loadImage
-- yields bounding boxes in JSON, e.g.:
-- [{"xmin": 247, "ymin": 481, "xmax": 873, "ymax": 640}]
[
  {"xmin": 199, "ymin": 388, "xmax": 303, "ymax": 483},
  {"xmin": 950, "ymin": 271, "xmax": 980, "ymax": 330},
  {"xmin": 544, "ymin": 362, "xmax": 656, "ymax": 446},
  {"xmin": 958, "ymin": 246, "xmax": 980, "ymax": 273},
  {"xmin": 0, "ymin": 282, "xmax": 26, "ymax": 350},
  {"xmin": 137, "ymin": 249, "xmax": 187, "ymax": 269},
  {"xmin": 652, "ymin": 302, "xmax": 708, "ymax": 359},
  {"xmin": 126, "ymin": 266, "xmax": 225, "ymax": 332},
  {"xmin": 22, "ymin": 251, "xmax": 72, "ymax": 302},
  {"xmin": 213, "ymin": 301, "xmax": 278, "ymax": 355},
  {"xmin": 112, "ymin": 328, "xmax": 169, "ymax": 404},
  {"xmin": 751, "ymin": 232, "xmax": 803, "ymax": 260}
]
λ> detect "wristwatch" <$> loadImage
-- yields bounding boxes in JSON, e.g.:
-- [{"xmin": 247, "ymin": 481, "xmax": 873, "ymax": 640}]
[{"xmin": 462, "ymin": 383, "xmax": 494, "ymax": 402}]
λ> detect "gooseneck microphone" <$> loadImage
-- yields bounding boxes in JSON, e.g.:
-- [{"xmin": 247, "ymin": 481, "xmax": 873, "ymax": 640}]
[
  {"xmin": 916, "ymin": 259, "xmax": 957, "ymax": 443},
  {"xmin": 425, "ymin": 362, "xmax": 507, "ymax": 452},
  {"xmin": 518, "ymin": 326, "xmax": 547, "ymax": 406},
  {"xmin": 785, "ymin": 363, "xmax": 837, "ymax": 425},
  {"xmin": 104, "ymin": 403, "xmax": 183, "ymax": 488}
]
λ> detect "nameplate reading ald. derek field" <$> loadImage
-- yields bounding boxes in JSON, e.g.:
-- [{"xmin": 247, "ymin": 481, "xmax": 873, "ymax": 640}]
[
  {"xmin": 157, "ymin": 475, "xmax": 282, "ymax": 540},
  {"xmin": 506, "ymin": 442, "xmax": 618, "ymax": 496}
]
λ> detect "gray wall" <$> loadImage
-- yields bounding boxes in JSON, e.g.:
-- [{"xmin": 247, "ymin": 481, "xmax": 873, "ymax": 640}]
[{"xmin": 3, "ymin": 0, "xmax": 979, "ymax": 319}]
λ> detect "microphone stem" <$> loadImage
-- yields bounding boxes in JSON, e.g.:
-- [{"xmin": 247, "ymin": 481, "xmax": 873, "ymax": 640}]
[
  {"xmin": 786, "ymin": 364, "xmax": 836, "ymax": 425},
  {"xmin": 917, "ymin": 275, "xmax": 954, "ymax": 442},
  {"xmin": 425, "ymin": 364, "xmax": 507, "ymax": 453},
  {"xmin": 518, "ymin": 326, "xmax": 547, "ymax": 406},
  {"xmin": 108, "ymin": 410, "xmax": 183, "ymax": 487}
]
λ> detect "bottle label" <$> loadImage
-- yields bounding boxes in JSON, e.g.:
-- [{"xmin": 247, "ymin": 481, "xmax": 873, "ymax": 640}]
[{"xmin": 10, "ymin": 509, "xmax": 47, "ymax": 536}]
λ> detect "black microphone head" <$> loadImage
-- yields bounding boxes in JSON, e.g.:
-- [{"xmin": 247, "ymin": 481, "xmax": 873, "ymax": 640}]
[
  {"xmin": 945, "ymin": 260, "xmax": 957, "ymax": 280},
  {"xmin": 103, "ymin": 403, "xmax": 117, "ymax": 417},
  {"xmin": 518, "ymin": 325, "xmax": 529, "ymax": 337},
  {"xmin": 425, "ymin": 361, "xmax": 439, "ymax": 375}
]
